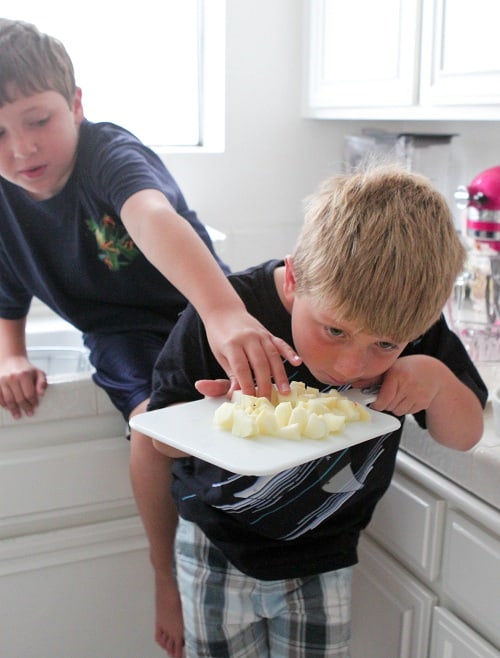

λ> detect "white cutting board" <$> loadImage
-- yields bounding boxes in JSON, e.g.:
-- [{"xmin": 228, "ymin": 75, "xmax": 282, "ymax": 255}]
[{"xmin": 130, "ymin": 391, "xmax": 401, "ymax": 475}]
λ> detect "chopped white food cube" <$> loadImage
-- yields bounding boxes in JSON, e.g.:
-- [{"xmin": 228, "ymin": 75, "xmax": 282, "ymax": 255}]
[
  {"xmin": 231, "ymin": 408, "xmax": 257, "ymax": 438},
  {"xmin": 304, "ymin": 399, "xmax": 330, "ymax": 416},
  {"xmin": 275, "ymin": 401, "xmax": 293, "ymax": 428},
  {"xmin": 324, "ymin": 412, "xmax": 346, "ymax": 432},
  {"xmin": 213, "ymin": 401, "xmax": 235, "ymax": 430},
  {"xmin": 213, "ymin": 382, "xmax": 371, "ymax": 441},
  {"xmin": 304, "ymin": 413, "xmax": 328, "ymax": 440},
  {"xmin": 289, "ymin": 405, "xmax": 309, "ymax": 433},
  {"xmin": 336, "ymin": 399, "xmax": 361, "ymax": 421},
  {"xmin": 256, "ymin": 408, "xmax": 279, "ymax": 435},
  {"xmin": 277, "ymin": 423, "xmax": 302, "ymax": 440}
]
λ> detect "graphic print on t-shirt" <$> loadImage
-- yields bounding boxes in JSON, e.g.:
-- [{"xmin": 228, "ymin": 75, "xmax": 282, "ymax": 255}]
[
  {"xmin": 86, "ymin": 214, "xmax": 138, "ymax": 271},
  {"xmin": 204, "ymin": 433, "xmax": 390, "ymax": 541}
]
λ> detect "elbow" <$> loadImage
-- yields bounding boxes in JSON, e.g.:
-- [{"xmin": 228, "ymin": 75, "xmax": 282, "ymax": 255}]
[
  {"xmin": 459, "ymin": 421, "xmax": 484, "ymax": 451},
  {"xmin": 427, "ymin": 415, "xmax": 484, "ymax": 452},
  {"xmin": 458, "ymin": 400, "xmax": 486, "ymax": 451},
  {"xmin": 455, "ymin": 437, "xmax": 481, "ymax": 452},
  {"xmin": 446, "ymin": 418, "xmax": 484, "ymax": 452}
]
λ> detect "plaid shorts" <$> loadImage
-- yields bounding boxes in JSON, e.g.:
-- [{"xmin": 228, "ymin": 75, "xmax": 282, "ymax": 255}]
[{"xmin": 175, "ymin": 518, "xmax": 352, "ymax": 658}]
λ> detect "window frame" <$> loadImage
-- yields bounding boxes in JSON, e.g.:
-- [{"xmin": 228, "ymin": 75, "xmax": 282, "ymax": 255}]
[
  {"xmin": 1, "ymin": 0, "xmax": 226, "ymax": 154},
  {"xmin": 156, "ymin": 0, "xmax": 226, "ymax": 154}
]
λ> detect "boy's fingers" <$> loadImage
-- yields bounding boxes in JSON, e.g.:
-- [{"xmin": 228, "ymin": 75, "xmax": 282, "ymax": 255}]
[
  {"xmin": 226, "ymin": 358, "xmax": 256, "ymax": 396},
  {"xmin": 255, "ymin": 335, "xmax": 301, "ymax": 397},
  {"xmin": 370, "ymin": 378, "xmax": 399, "ymax": 413},
  {"xmin": 271, "ymin": 336, "xmax": 301, "ymax": 368},
  {"xmin": 241, "ymin": 337, "xmax": 276, "ymax": 398},
  {"xmin": 268, "ymin": 337, "xmax": 301, "ymax": 394},
  {"xmin": 195, "ymin": 379, "xmax": 230, "ymax": 398},
  {"xmin": 214, "ymin": 335, "xmax": 300, "ymax": 399},
  {"xmin": 217, "ymin": 342, "xmax": 263, "ymax": 396},
  {"xmin": 35, "ymin": 369, "xmax": 48, "ymax": 395}
]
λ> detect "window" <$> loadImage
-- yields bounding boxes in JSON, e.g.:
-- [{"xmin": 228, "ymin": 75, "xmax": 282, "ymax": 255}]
[{"xmin": 2, "ymin": 0, "xmax": 225, "ymax": 151}]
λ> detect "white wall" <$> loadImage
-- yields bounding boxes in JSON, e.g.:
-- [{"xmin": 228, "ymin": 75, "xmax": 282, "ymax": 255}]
[{"xmin": 163, "ymin": 0, "xmax": 500, "ymax": 271}]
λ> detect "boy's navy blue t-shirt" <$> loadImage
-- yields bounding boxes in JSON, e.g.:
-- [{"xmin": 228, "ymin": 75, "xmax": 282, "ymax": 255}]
[
  {"xmin": 149, "ymin": 259, "xmax": 488, "ymax": 580},
  {"xmin": 0, "ymin": 119, "xmax": 228, "ymax": 334}
]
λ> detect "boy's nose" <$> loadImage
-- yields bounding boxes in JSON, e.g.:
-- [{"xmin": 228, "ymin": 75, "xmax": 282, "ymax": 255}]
[
  {"xmin": 10, "ymin": 133, "xmax": 37, "ymax": 158},
  {"xmin": 333, "ymin": 350, "xmax": 366, "ymax": 382}
]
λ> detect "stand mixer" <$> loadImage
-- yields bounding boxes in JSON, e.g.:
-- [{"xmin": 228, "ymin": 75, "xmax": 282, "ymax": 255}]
[{"xmin": 451, "ymin": 166, "xmax": 500, "ymax": 364}]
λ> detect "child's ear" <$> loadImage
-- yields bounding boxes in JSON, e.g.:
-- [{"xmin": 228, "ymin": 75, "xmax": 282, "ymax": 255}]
[
  {"xmin": 72, "ymin": 87, "xmax": 84, "ymax": 121},
  {"xmin": 283, "ymin": 256, "xmax": 297, "ymax": 299}
]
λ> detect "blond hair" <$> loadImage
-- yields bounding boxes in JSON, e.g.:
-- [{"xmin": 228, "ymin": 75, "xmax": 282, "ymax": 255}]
[
  {"xmin": 0, "ymin": 18, "xmax": 76, "ymax": 107},
  {"xmin": 292, "ymin": 165, "xmax": 464, "ymax": 342}
]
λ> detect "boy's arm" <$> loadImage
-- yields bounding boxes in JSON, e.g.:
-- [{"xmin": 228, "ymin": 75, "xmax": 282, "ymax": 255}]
[
  {"xmin": 423, "ymin": 361, "xmax": 484, "ymax": 449},
  {"xmin": 0, "ymin": 316, "xmax": 28, "ymax": 357},
  {"xmin": 372, "ymin": 355, "xmax": 484, "ymax": 450},
  {"xmin": 0, "ymin": 317, "xmax": 47, "ymax": 418},
  {"xmin": 120, "ymin": 189, "xmax": 300, "ymax": 397}
]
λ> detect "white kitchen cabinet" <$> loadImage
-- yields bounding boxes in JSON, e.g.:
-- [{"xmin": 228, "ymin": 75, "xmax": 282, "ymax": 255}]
[
  {"xmin": 351, "ymin": 535, "xmax": 436, "ymax": 658},
  {"xmin": 0, "ymin": 518, "xmax": 162, "ymax": 658},
  {"xmin": 303, "ymin": 0, "xmax": 500, "ymax": 120},
  {"xmin": 420, "ymin": 0, "xmax": 500, "ymax": 108},
  {"xmin": 304, "ymin": 0, "xmax": 420, "ymax": 110},
  {"xmin": 0, "ymin": 376, "xmax": 164, "ymax": 657},
  {"xmin": 352, "ymin": 450, "xmax": 500, "ymax": 657},
  {"xmin": 441, "ymin": 511, "xmax": 500, "ymax": 647},
  {"xmin": 430, "ymin": 607, "xmax": 500, "ymax": 658},
  {"xmin": 366, "ymin": 470, "xmax": 445, "ymax": 582}
]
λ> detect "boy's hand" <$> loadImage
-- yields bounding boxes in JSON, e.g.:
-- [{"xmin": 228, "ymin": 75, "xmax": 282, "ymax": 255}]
[
  {"xmin": 0, "ymin": 356, "xmax": 47, "ymax": 419},
  {"xmin": 204, "ymin": 307, "xmax": 300, "ymax": 399},
  {"xmin": 370, "ymin": 354, "xmax": 483, "ymax": 450},
  {"xmin": 195, "ymin": 379, "xmax": 231, "ymax": 399},
  {"xmin": 369, "ymin": 355, "xmax": 442, "ymax": 417}
]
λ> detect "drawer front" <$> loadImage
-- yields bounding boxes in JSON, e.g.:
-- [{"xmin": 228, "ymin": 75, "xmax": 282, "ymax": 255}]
[
  {"xmin": 0, "ymin": 437, "xmax": 135, "ymax": 538},
  {"xmin": 367, "ymin": 471, "xmax": 445, "ymax": 581},
  {"xmin": 430, "ymin": 607, "xmax": 500, "ymax": 658},
  {"xmin": 442, "ymin": 511, "xmax": 500, "ymax": 650}
]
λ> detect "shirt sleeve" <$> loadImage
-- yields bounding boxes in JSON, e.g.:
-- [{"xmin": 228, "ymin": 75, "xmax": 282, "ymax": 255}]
[
  {"xmin": 0, "ymin": 244, "xmax": 32, "ymax": 319},
  {"xmin": 81, "ymin": 122, "xmax": 190, "ymax": 218}
]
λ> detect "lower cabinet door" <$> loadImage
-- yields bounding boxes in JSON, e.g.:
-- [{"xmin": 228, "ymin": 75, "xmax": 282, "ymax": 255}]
[
  {"xmin": 430, "ymin": 607, "xmax": 500, "ymax": 658},
  {"xmin": 441, "ymin": 510, "xmax": 500, "ymax": 649},
  {"xmin": 351, "ymin": 534, "xmax": 436, "ymax": 658},
  {"xmin": 366, "ymin": 470, "xmax": 445, "ymax": 582},
  {"xmin": 0, "ymin": 517, "xmax": 164, "ymax": 658}
]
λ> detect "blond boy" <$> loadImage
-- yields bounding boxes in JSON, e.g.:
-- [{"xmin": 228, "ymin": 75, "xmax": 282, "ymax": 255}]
[{"xmin": 149, "ymin": 166, "xmax": 487, "ymax": 657}]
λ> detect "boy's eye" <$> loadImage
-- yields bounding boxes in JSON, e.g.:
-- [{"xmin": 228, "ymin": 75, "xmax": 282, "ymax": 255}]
[
  {"xmin": 32, "ymin": 116, "xmax": 49, "ymax": 127},
  {"xmin": 377, "ymin": 341, "xmax": 398, "ymax": 351},
  {"xmin": 326, "ymin": 326, "xmax": 344, "ymax": 337}
]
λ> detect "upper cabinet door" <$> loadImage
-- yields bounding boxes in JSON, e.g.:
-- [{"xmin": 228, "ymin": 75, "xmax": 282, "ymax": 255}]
[
  {"xmin": 304, "ymin": 0, "xmax": 500, "ymax": 119},
  {"xmin": 304, "ymin": 0, "xmax": 421, "ymax": 113},
  {"xmin": 420, "ymin": 0, "xmax": 500, "ymax": 106}
]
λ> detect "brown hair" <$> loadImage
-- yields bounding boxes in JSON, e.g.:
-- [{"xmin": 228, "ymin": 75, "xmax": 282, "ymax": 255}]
[
  {"xmin": 292, "ymin": 164, "xmax": 465, "ymax": 342},
  {"xmin": 0, "ymin": 18, "xmax": 76, "ymax": 107}
]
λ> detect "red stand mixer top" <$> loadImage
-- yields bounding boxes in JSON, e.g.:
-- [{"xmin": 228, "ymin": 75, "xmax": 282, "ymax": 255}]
[
  {"xmin": 463, "ymin": 166, "xmax": 500, "ymax": 252},
  {"xmin": 451, "ymin": 167, "xmax": 500, "ymax": 363}
]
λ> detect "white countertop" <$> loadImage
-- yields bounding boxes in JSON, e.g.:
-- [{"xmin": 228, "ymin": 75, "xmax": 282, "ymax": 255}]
[{"xmin": 400, "ymin": 395, "xmax": 500, "ymax": 512}]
